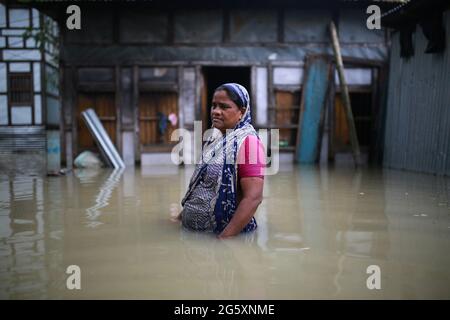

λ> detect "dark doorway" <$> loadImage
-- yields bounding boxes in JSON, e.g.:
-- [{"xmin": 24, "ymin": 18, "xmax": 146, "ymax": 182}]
[
  {"xmin": 139, "ymin": 91, "xmax": 179, "ymax": 151},
  {"xmin": 334, "ymin": 91, "xmax": 374, "ymax": 162},
  {"xmin": 201, "ymin": 67, "xmax": 251, "ymax": 132}
]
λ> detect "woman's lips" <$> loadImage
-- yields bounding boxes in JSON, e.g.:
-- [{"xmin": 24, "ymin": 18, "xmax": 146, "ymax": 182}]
[{"xmin": 212, "ymin": 118, "xmax": 222, "ymax": 123}]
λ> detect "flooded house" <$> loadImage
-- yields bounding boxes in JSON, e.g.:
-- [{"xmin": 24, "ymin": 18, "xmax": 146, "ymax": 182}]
[
  {"xmin": 1, "ymin": 0, "xmax": 450, "ymax": 300},
  {"xmin": 1, "ymin": 0, "xmax": 398, "ymax": 171}
]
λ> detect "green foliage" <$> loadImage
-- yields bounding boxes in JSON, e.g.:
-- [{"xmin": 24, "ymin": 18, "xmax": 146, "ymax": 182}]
[{"xmin": 22, "ymin": 16, "xmax": 60, "ymax": 94}]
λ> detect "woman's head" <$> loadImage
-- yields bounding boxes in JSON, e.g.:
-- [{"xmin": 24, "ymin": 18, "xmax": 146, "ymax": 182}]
[{"xmin": 211, "ymin": 83, "xmax": 249, "ymax": 133}]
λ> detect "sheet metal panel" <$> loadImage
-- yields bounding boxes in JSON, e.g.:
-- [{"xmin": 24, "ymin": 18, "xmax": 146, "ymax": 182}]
[
  {"xmin": 384, "ymin": 11, "xmax": 450, "ymax": 175},
  {"xmin": 0, "ymin": 126, "xmax": 46, "ymax": 152}
]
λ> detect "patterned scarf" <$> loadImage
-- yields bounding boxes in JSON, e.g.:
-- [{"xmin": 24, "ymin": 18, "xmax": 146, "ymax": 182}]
[{"xmin": 181, "ymin": 83, "xmax": 258, "ymax": 233}]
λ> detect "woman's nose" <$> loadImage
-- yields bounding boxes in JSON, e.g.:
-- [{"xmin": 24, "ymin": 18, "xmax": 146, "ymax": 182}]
[{"xmin": 211, "ymin": 107, "xmax": 220, "ymax": 116}]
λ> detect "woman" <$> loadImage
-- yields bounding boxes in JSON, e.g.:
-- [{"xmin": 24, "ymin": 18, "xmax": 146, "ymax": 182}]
[{"xmin": 177, "ymin": 83, "xmax": 265, "ymax": 239}]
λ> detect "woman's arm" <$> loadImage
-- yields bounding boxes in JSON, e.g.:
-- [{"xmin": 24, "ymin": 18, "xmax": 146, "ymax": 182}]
[{"xmin": 218, "ymin": 176, "xmax": 264, "ymax": 238}]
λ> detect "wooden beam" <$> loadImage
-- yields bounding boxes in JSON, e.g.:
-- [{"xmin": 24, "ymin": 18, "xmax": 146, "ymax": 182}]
[
  {"xmin": 133, "ymin": 65, "xmax": 140, "ymax": 163},
  {"xmin": 115, "ymin": 65, "xmax": 122, "ymax": 155},
  {"xmin": 329, "ymin": 21, "xmax": 361, "ymax": 167},
  {"xmin": 328, "ymin": 63, "xmax": 336, "ymax": 162}
]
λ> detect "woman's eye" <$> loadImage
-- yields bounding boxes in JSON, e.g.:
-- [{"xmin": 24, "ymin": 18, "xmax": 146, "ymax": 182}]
[{"xmin": 212, "ymin": 104, "xmax": 229, "ymax": 110}]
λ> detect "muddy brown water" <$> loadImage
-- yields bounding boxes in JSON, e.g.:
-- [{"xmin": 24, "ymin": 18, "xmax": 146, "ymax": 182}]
[{"xmin": 0, "ymin": 157, "xmax": 449, "ymax": 299}]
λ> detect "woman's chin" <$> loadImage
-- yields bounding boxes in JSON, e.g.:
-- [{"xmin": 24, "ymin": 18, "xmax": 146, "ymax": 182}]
[{"xmin": 212, "ymin": 122, "xmax": 223, "ymax": 131}]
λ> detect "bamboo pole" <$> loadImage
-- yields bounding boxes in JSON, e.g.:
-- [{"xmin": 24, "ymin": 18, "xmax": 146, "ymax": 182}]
[{"xmin": 329, "ymin": 21, "xmax": 362, "ymax": 167}]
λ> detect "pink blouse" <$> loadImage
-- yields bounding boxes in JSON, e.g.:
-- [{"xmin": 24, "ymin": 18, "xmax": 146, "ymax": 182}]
[{"xmin": 237, "ymin": 135, "xmax": 266, "ymax": 179}]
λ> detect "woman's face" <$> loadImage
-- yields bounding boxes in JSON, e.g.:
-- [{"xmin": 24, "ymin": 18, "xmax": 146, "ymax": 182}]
[{"xmin": 211, "ymin": 90, "xmax": 244, "ymax": 133}]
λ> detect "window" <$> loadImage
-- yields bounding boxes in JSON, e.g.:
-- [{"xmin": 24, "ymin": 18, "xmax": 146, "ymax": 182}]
[
  {"xmin": 9, "ymin": 73, "xmax": 33, "ymax": 105},
  {"xmin": 5, "ymin": 73, "xmax": 35, "ymax": 125}
]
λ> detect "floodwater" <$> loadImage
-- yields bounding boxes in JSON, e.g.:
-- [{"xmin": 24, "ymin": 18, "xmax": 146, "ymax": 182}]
[{"xmin": 0, "ymin": 157, "xmax": 450, "ymax": 299}]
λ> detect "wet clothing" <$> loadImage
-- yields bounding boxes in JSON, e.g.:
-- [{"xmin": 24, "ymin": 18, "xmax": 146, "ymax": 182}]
[{"xmin": 181, "ymin": 83, "xmax": 264, "ymax": 234}]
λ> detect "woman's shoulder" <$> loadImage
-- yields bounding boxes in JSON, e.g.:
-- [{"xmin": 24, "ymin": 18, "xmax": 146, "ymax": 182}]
[
  {"xmin": 237, "ymin": 134, "xmax": 266, "ymax": 178},
  {"xmin": 240, "ymin": 134, "xmax": 265, "ymax": 154},
  {"xmin": 243, "ymin": 134, "xmax": 259, "ymax": 144}
]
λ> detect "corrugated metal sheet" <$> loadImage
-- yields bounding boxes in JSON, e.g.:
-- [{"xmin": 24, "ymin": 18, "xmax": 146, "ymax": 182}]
[
  {"xmin": 383, "ymin": 10, "xmax": 450, "ymax": 175},
  {"xmin": 0, "ymin": 126, "xmax": 46, "ymax": 152}
]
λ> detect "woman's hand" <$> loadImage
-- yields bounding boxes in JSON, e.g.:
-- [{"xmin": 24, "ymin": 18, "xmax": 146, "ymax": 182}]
[
  {"xmin": 169, "ymin": 203, "xmax": 182, "ymax": 223},
  {"xmin": 170, "ymin": 213, "xmax": 182, "ymax": 223}
]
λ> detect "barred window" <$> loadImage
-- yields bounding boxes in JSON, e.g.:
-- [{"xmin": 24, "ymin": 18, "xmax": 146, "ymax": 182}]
[{"xmin": 9, "ymin": 73, "xmax": 33, "ymax": 105}]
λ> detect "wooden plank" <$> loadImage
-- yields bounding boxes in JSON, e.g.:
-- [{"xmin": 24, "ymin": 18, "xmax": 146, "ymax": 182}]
[
  {"xmin": 295, "ymin": 55, "xmax": 331, "ymax": 163},
  {"xmin": 329, "ymin": 21, "xmax": 361, "ymax": 166},
  {"xmin": 340, "ymin": 56, "xmax": 385, "ymax": 68}
]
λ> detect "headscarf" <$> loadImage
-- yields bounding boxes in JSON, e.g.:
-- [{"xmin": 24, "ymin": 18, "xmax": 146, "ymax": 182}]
[{"xmin": 181, "ymin": 83, "xmax": 258, "ymax": 233}]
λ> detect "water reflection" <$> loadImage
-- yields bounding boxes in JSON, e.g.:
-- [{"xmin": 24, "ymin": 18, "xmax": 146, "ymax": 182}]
[
  {"xmin": 0, "ymin": 159, "xmax": 449, "ymax": 299},
  {"xmin": 176, "ymin": 231, "xmax": 267, "ymax": 299},
  {"xmin": 78, "ymin": 168, "xmax": 124, "ymax": 228},
  {"xmin": 0, "ymin": 174, "xmax": 53, "ymax": 299}
]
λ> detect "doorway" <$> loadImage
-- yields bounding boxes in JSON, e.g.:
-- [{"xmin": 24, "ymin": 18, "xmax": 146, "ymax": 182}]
[
  {"xmin": 138, "ymin": 91, "xmax": 178, "ymax": 151},
  {"xmin": 201, "ymin": 67, "xmax": 251, "ymax": 133},
  {"xmin": 334, "ymin": 92, "xmax": 373, "ymax": 157}
]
